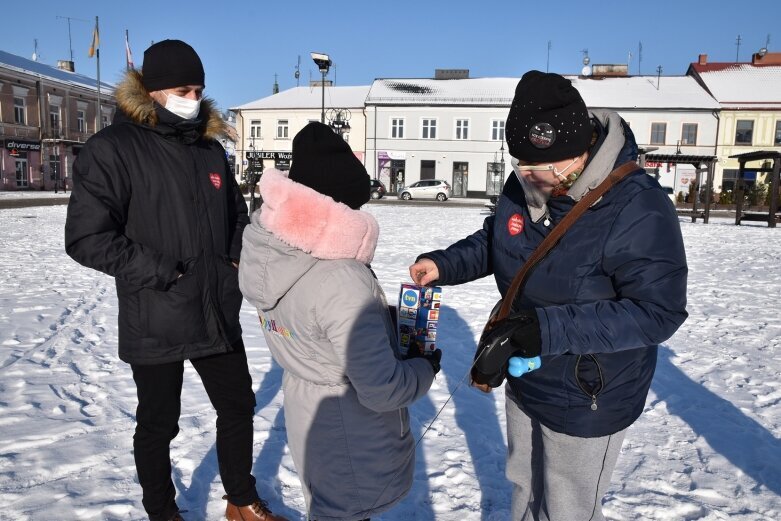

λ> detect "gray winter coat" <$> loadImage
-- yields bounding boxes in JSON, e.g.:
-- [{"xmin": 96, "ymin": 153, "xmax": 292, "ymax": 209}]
[{"xmin": 238, "ymin": 170, "xmax": 435, "ymax": 521}]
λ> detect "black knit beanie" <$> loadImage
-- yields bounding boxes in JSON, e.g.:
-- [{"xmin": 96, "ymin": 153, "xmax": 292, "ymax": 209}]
[
  {"xmin": 141, "ymin": 40, "xmax": 205, "ymax": 91},
  {"xmin": 505, "ymin": 71, "xmax": 592, "ymax": 162},
  {"xmin": 288, "ymin": 122, "xmax": 370, "ymax": 209}
]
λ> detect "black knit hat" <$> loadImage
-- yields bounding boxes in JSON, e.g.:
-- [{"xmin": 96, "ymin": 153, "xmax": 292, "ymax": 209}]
[
  {"xmin": 141, "ymin": 40, "xmax": 205, "ymax": 91},
  {"xmin": 288, "ymin": 122, "xmax": 370, "ymax": 209},
  {"xmin": 505, "ymin": 71, "xmax": 592, "ymax": 162}
]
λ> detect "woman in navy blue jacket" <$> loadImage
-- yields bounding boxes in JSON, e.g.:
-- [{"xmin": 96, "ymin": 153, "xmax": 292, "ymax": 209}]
[{"xmin": 410, "ymin": 71, "xmax": 688, "ymax": 520}]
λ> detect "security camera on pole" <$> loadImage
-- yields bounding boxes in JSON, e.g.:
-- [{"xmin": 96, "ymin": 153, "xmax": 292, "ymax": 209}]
[{"xmin": 311, "ymin": 52, "xmax": 331, "ymax": 123}]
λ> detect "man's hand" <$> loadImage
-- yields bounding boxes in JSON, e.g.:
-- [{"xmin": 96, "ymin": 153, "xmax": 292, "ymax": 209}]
[
  {"xmin": 471, "ymin": 380, "xmax": 493, "ymax": 393},
  {"xmin": 409, "ymin": 258, "xmax": 439, "ymax": 286}
]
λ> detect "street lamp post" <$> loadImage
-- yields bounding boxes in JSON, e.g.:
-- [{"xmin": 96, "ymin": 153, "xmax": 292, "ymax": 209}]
[
  {"xmin": 311, "ymin": 52, "xmax": 331, "ymax": 124},
  {"xmin": 487, "ymin": 141, "xmax": 506, "ymax": 212},
  {"xmin": 247, "ymin": 137, "xmax": 262, "ymax": 213}
]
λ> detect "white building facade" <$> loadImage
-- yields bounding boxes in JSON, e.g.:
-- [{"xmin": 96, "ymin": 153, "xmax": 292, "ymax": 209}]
[
  {"xmin": 365, "ymin": 78, "xmax": 515, "ymax": 198},
  {"xmin": 365, "ymin": 75, "xmax": 720, "ymax": 198},
  {"xmin": 230, "ymin": 85, "xmax": 369, "ymax": 186},
  {"xmin": 570, "ymin": 75, "xmax": 720, "ymax": 196}
]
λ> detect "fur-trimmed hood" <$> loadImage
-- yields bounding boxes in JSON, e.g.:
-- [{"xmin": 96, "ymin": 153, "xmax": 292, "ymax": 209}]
[
  {"xmin": 238, "ymin": 168, "xmax": 380, "ymax": 311},
  {"xmin": 258, "ymin": 169, "xmax": 378, "ymax": 264},
  {"xmin": 114, "ymin": 69, "xmax": 226, "ymax": 140}
]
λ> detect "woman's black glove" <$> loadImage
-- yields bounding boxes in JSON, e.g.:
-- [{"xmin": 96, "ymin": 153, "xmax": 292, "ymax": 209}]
[{"xmin": 472, "ymin": 310, "xmax": 541, "ymax": 387}]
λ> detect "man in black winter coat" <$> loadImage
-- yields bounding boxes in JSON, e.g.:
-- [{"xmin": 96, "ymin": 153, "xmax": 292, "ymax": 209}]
[{"xmin": 65, "ymin": 40, "xmax": 287, "ymax": 521}]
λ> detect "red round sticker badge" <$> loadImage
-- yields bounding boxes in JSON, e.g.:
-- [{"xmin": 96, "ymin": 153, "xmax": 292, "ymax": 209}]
[
  {"xmin": 508, "ymin": 213, "xmax": 525, "ymax": 236},
  {"xmin": 209, "ymin": 173, "xmax": 222, "ymax": 190}
]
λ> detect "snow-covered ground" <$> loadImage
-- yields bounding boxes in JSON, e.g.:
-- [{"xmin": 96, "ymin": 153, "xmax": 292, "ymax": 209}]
[{"xmin": 0, "ymin": 204, "xmax": 779, "ymax": 521}]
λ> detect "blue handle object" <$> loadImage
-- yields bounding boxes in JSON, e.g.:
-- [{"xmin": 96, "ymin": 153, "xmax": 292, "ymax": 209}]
[{"xmin": 508, "ymin": 356, "xmax": 542, "ymax": 377}]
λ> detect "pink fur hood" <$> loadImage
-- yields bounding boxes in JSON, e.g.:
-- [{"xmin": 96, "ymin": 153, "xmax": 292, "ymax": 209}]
[{"xmin": 257, "ymin": 169, "xmax": 379, "ymax": 264}]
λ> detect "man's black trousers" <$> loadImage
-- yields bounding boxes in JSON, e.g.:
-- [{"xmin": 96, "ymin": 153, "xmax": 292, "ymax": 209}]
[{"xmin": 131, "ymin": 342, "xmax": 259, "ymax": 521}]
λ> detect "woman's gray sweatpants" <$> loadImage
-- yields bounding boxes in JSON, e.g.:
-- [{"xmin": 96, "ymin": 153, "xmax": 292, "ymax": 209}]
[{"xmin": 505, "ymin": 391, "xmax": 626, "ymax": 521}]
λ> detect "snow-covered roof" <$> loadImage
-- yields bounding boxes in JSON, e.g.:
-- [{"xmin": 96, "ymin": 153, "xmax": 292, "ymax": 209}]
[
  {"xmin": 232, "ymin": 85, "xmax": 370, "ymax": 111},
  {"xmin": 366, "ymin": 78, "xmax": 517, "ymax": 106},
  {"xmin": 365, "ymin": 76, "xmax": 719, "ymax": 111},
  {"xmin": 0, "ymin": 50, "xmax": 114, "ymax": 93},
  {"xmin": 568, "ymin": 75, "xmax": 720, "ymax": 110},
  {"xmin": 687, "ymin": 63, "xmax": 781, "ymax": 109}
]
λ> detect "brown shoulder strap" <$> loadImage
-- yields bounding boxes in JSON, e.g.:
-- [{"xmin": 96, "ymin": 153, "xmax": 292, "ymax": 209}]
[{"xmin": 492, "ymin": 161, "xmax": 639, "ymax": 324}]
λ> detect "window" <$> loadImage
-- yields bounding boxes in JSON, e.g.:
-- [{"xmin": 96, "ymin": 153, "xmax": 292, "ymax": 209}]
[
  {"xmin": 77, "ymin": 110, "xmax": 86, "ymax": 132},
  {"xmin": 49, "ymin": 150, "xmax": 61, "ymax": 183},
  {"xmin": 250, "ymin": 120, "xmax": 262, "ymax": 139},
  {"xmin": 650, "ymin": 122, "xmax": 666, "ymax": 145},
  {"xmin": 14, "ymin": 97, "xmax": 26, "ymax": 125},
  {"xmin": 421, "ymin": 118, "xmax": 437, "ymax": 139},
  {"xmin": 721, "ymin": 169, "xmax": 739, "ymax": 192},
  {"xmin": 50, "ymin": 105, "xmax": 61, "ymax": 134},
  {"xmin": 455, "ymin": 119, "xmax": 469, "ymax": 140},
  {"xmin": 391, "ymin": 118, "xmax": 405, "ymax": 139},
  {"xmin": 735, "ymin": 120, "xmax": 754, "ymax": 145},
  {"xmin": 774, "ymin": 121, "xmax": 781, "ymax": 146},
  {"xmin": 15, "ymin": 158, "xmax": 28, "ymax": 187},
  {"xmin": 681, "ymin": 123, "xmax": 698, "ymax": 145},
  {"xmin": 277, "ymin": 119, "xmax": 289, "ymax": 139},
  {"xmin": 101, "ymin": 113, "xmax": 110, "ymax": 129},
  {"xmin": 491, "ymin": 120, "xmax": 505, "ymax": 141}
]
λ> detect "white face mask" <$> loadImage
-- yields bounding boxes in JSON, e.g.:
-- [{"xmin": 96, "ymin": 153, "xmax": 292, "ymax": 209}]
[{"xmin": 164, "ymin": 92, "xmax": 201, "ymax": 120}]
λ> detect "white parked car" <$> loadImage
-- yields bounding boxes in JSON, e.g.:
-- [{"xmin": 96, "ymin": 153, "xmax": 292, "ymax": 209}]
[{"xmin": 398, "ymin": 179, "xmax": 452, "ymax": 201}]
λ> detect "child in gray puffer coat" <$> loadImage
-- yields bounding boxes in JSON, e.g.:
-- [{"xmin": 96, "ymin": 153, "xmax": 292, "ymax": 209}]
[{"xmin": 239, "ymin": 122, "xmax": 439, "ymax": 521}]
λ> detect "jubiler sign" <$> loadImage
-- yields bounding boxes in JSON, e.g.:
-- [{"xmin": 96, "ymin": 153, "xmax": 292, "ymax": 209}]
[
  {"xmin": 4, "ymin": 139, "xmax": 42, "ymax": 152},
  {"xmin": 245, "ymin": 151, "xmax": 292, "ymax": 160}
]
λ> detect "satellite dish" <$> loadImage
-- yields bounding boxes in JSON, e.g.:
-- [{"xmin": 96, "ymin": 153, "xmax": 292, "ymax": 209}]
[
  {"xmin": 581, "ymin": 65, "xmax": 592, "ymax": 76},
  {"xmin": 758, "ymin": 47, "xmax": 768, "ymax": 57}
]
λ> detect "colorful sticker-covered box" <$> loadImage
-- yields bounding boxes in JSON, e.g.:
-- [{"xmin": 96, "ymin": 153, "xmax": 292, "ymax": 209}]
[{"xmin": 397, "ymin": 283, "xmax": 442, "ymax": 357}]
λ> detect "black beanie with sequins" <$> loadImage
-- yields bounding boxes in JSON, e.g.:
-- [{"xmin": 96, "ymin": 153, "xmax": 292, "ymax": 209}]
[
  {"xmin": 288, "ymin": 122, "xmax": 370, "ymax": 210},
  {"xmin": 505, "ymin": 71, "xmax": 592, "ymax": 162}
]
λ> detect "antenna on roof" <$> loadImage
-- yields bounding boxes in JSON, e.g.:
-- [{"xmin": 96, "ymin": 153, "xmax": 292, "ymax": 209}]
[
  {"xmin": 295, "ymin": 55, "xmax": 300, "ymax": 86},
  {"xmin": 638, "ymin": 41, "xmax": 643, "ymax": 75},
  {"xmin": 735, "ymin": 34, "xmax": 742, "ymax": 62},
  {"xmin": 32, "ymin": 39, "xmax": 40, "ymax": 61},
  {"xmin": 546, "ymin": 40, "xmax": 552, "ymax": 73},
  {"xmin": 759, "ymin": 34, "xmax": 771, "ymax": 57},
  {"xmin": 273, "ymin": 73, "xmax": 279, "ymax": 94},
  {"xmin": 655, "ymin": 65, "xmax": 662, "ymax": 90},
  {"xmin": 56, "ymin": 15, "xmax": 89, "ymax": 62}
]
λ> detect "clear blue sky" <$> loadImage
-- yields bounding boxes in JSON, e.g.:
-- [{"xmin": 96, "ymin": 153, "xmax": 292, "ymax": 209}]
[{"xmin": 2, "ymin": 0, "xmax": 779, "ymax": 112}]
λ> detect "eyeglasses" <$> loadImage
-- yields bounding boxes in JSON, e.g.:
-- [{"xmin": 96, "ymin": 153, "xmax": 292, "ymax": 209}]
[
  {"xmin": 515, "ymin": 164, "xmax": 556, "ymax": 172},
  {"xmin": 513, "ymin": 156, "xmax": 583, "ymax": 188}
]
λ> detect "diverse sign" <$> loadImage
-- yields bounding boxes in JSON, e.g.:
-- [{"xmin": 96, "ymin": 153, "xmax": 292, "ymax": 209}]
[{"xmin": 4, "ymin": 139, "xmax": 41, "ymax": 154}]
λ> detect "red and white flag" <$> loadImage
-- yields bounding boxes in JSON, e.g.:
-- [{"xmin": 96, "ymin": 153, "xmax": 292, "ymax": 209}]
[{"xmin": 125, "ymin": 30, "xmax": 134, "ymax": 70}]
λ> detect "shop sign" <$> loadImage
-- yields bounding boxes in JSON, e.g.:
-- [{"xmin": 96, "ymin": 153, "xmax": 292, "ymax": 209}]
[
  {"xmin": 4, "ymin": 139, "xmax": 42, "ymax": 154},
  {"xmin": 246, "ymin": 151, "xmax": 292, "ymax": 160}
]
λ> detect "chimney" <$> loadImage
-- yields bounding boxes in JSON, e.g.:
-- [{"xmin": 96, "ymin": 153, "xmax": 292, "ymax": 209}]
[
  {"xmin": 752, "ymin": 51, "xmax": 781, "ymax": 66},
  {"xmin": 591, "ymin": 64, "xmax": 628, "ymax": 77},
  {"xmin": 698, "ymin": 54, "xmax": 708, "ymax": 65},
  {"xmin": 435, "ymin": 69, "xmax": 469, "ymax": 80},
  {"xmin": 57, "ymin": 60, "xmax": 75, "ymax": 72}
]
